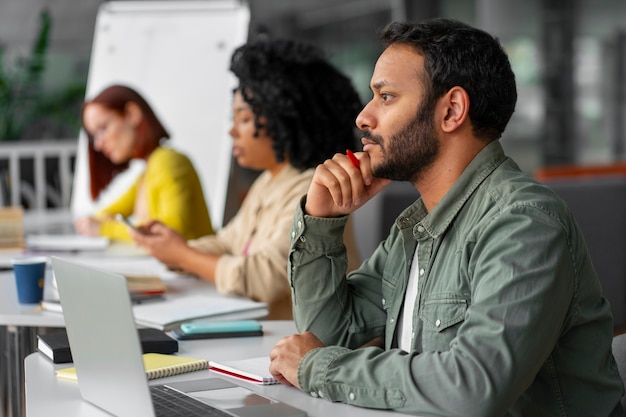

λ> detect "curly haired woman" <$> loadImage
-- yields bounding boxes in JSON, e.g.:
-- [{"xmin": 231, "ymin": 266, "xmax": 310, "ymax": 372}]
[{"xmin": 131, "ymin": 38, "xmax": 363, "ymax": 319}]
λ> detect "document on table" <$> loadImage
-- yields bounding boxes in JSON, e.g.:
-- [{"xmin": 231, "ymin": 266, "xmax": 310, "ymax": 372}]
[
  {"xmin": 132, "ymin": 294, "xmax": 269, "ymax": 330},
  {"xmin": 60, "ymin": 256, "xmax": 180, "ymax": 280},
  {"xmin": 25, "ymin": 234, "xmax": 110, "ymax": 251}
]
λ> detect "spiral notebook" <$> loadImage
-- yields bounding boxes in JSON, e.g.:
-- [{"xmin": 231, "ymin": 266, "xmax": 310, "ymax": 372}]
[{"xmin": 56, "ymin": 353, "xmax": 208, "ymax": 381}]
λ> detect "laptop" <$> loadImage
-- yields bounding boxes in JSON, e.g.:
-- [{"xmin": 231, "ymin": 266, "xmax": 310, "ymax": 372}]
[{"xmin": 51, "ymin": 257, "xmax": 306, "ymax": 417}]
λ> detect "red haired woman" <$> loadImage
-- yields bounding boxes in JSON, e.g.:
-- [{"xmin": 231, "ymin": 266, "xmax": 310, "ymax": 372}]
[{"xmin": 74, "ymin": 85, "xmax": 213, "ymax": 241}]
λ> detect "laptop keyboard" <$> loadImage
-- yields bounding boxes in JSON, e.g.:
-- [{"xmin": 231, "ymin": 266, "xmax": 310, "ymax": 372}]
[{"xmin": 150, "ymin": 384, "xmax": 234, "ymax": 417}]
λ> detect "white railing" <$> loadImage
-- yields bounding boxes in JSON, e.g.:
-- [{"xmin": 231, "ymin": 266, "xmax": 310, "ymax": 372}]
[{"xmin": 0, "ymin": 139, "xmax": 77, "ymax": 210}]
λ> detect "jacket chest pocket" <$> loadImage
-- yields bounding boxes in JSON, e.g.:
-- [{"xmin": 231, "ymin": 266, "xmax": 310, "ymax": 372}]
[{"xmin": 418, "ymin": 297, "xmax": 468, "ymax": 352}]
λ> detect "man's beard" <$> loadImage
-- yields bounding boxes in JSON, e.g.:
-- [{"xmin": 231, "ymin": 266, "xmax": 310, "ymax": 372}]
[{"xmin": 365, "ymin": 102, "xmax": 439, "ymax": 183}]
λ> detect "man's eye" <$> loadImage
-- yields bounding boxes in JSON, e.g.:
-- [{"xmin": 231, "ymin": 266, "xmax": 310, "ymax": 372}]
[{"xmin": 381, "ymin": 93, "xmax": 392, "ymax": 101}]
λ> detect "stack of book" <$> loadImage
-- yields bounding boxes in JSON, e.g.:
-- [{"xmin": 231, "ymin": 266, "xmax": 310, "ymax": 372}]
[
  {"xmin": 42, "ymin": 273, "xmax": 166, "ymax": 314},
  {"xmin": 0, "ymin": 206, "xmax": 24, "ymax": 250}
]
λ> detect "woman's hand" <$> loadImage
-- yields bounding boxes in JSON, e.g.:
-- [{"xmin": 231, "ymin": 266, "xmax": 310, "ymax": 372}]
[
  {"xmin": 74, "ymin": 217, "xmax": 102, "ymax": 236},
  {"xmin": 129, "ymin": 221, "xmax": 188, "ymax": 268}
]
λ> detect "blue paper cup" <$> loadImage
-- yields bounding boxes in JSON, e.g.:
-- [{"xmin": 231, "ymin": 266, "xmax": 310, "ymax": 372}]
[{"xmin": 11, "ymin": 257, "xmax": 48, "ymax": 304}]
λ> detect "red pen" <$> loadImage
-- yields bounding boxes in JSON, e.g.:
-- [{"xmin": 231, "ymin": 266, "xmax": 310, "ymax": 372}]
[{"xmin": 346, "ymin": 149, "xmax": 360, "ymax": 169}]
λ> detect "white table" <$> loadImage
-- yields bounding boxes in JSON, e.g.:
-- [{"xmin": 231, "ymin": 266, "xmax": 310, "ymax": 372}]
[
  {"xmin": 1, "ymin": 265, "xmax": 64, "ymax": 417},
  {"xmin": 25, "ymin": 321, "xmax": 410, "ymax": 417},
  {"xmin": 1, "ymin": 247, "xmax": 250, "ymax": 417},
  {"xmin": 0, "ymin": 207, "xmax": 72, "ymax": 417}
]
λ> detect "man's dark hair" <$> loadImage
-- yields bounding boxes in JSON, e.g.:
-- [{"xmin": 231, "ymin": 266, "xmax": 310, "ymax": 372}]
[
  {"xmin": 380, "ymin": 18, "xmax": 517, "ymax": 141},
  {"xmin": 230, "ymin": 38, "xmax": 363, "ymax": 169}
]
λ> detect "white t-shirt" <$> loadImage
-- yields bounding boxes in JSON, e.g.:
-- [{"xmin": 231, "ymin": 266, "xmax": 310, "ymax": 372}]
[{"xmin": 397, "ymin": 245, "xmax": 420, "ymax": 352}]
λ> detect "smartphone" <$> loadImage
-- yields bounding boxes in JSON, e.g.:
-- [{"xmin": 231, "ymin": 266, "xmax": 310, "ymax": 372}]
[
  {"xmin": 173, "ymin": 320, "xmax": 263, "ymax": 340},
  {"xmin": 115, "ymin": 214, "xmax": 144, "ymax": 234}
]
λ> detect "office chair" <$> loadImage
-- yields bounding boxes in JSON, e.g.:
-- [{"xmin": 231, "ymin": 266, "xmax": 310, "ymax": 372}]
[{"xmin": 612, "ymin": 333, "xmax": 626, "ymax": 415}]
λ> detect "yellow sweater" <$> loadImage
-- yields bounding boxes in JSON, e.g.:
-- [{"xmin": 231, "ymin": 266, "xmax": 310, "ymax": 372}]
[
  {"xmin": 188, "ymin": 165, "xmax": 360, "ymax": 319},
  {"xmin": 97, "ymin": 147, "xmax": 213, "ymax": 241}
]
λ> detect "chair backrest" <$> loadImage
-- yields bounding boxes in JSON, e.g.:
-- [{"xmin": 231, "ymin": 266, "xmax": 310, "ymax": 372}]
[
  {"xmin": 612, "ymin": 333, "xmax": 626, "ymax": 415},
  {"xmin": 541, "ymin": 175, "xmax": 626, "ymax": 329}
]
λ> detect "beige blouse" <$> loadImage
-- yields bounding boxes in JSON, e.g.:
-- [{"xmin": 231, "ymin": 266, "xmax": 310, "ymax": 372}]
[{"xmin": 189, "ymin": 164, "xmax": 360, "ymax": 319}]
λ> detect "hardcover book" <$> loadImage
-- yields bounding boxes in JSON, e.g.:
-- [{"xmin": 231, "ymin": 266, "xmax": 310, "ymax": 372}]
[
  {"xmin": 209, "ymin": 356, "xmax": 278, "ymax": 385},
  {"xmin": 37, "ymin": 328, "xmax": 178, "ymax": 364}
]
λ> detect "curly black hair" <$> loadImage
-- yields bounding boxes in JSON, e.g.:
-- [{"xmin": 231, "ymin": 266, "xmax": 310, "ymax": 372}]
[{"xmin": 230, "ymin": 38, "xmax": 363, "ymax": 169}]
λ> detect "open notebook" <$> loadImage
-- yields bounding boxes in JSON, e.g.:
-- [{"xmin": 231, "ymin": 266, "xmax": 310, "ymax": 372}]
[
  {"xmin": 132, "ymin": 294, "xmax": 268, "ymax": 330},
  {"xmin": 51, "ymin": 257, "xmax": 306, "ymax": 417}
]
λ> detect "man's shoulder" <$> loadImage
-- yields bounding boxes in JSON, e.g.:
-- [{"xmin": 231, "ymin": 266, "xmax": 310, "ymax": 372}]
[{"xmin": 476, "ymin": 162, "xmax": 574, "ymax": 226}]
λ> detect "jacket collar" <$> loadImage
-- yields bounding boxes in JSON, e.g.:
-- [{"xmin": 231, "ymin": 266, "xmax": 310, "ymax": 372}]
[{"xmin": 394, "ymin": 140, "xmax": 508, "ymax": 239}]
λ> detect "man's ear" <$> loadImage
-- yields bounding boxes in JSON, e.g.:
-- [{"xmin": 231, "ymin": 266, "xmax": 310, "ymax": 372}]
[
  {"xmin": 124, "ymin": 102, "xmax": 143, "ymax": 128},
  {"xmin": 440, "ymin": 86, "xmax": 469, "ymax": 133}
]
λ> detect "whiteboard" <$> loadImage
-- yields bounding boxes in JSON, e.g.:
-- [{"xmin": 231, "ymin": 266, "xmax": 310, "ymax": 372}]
[{"xmin": 71, "ymin": 0, "xmax": 250, "ymax": 229}]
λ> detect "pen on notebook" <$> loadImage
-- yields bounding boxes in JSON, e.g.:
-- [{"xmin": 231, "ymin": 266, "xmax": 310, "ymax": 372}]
[{"xmin": 346, "ymin": 149, "xmax": 360, "ymax": 169}]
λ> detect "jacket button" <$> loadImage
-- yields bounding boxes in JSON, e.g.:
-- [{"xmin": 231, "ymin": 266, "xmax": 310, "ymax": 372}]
[
  {"xmin": 417, "ymin": 225, "xmax": 425, "ymax": 233},
  {"xmin": 349, "ymin": 392, "xmax": 356, "ymax": 401},
  {"xmin": 299, "ymin": 236, "xmax": 306, "ymax": 242},
  {"xmin": 435, "ymin": 319, "xmax": 441, "ymax": 327},
  {"xmin": 310, "ymin": 391, "xmax": 318, "ymax": 398}
]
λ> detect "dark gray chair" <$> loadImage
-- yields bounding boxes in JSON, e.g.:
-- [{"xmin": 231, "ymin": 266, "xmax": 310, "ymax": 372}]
[
  {"xmin": 543, "ymin": 176, "xmax": 626, "ymax": 329},
  {"xmin": 612, "ymin": 333, "xmax": 626, "ymax": 415}
]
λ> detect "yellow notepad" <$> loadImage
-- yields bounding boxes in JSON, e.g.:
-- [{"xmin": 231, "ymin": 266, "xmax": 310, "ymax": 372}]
[{"xmin": 55, "ymin": 353, "xmax": 209, "ymax": 381}]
